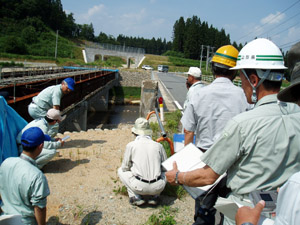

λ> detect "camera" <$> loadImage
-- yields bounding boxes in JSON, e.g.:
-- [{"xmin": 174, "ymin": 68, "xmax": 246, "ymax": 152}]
[{"xmin": 249, "ymin": 190, "xmax": 278, "ymax": 212}]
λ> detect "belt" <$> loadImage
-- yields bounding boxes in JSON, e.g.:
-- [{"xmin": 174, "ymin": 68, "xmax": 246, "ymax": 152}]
[
  {"xmin": 198, "ymin": 147, "xmax": 207, "ymax": 153},
  {"xmin": 135, "ymin": 175, "xmax": 161, "ymax": 183}
]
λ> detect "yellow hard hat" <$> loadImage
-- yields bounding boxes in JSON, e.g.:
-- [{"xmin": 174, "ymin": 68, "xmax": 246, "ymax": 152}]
[{"xmin": 212, "ymin": 45, "xmax": 239, "ymax": 68}]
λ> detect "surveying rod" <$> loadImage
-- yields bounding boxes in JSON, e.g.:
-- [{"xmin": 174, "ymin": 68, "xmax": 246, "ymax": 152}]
[
  {"xmin": 158, "ymin": 97, "xmax": 164, "ymax": 122},
  {"xmin": 154, "ymin": 99, "xmax": 167, "ymax": 138}
]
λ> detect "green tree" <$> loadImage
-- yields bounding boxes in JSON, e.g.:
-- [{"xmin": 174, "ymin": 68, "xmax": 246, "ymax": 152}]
[
  {"xmin": 183, "ymin": 16, "xmax": 201, "ymax": 59},
  {"xmin": 78, "ymin": 23, "xmax": 95, "ymax": 41},
  {"xmin": 172, "ymin": 16, "xmax": 185, "ymax": 53},
  {"xmin": 21, "ymin": 26, "xmax": 37, "ymax": 44}
]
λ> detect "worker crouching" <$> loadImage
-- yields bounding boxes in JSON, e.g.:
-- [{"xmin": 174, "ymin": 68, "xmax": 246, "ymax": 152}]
[{"xmin": 118, "ymin": 118, "xmax": 167, "ymax": 206}]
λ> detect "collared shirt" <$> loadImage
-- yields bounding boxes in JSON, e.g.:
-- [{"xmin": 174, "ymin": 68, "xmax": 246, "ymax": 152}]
[
  {"xmin": 16, "ymin": 118, "xmax": 61, "ymax": 150},
  {"xmin": 202, "ymin": 94, "xmax": 300, "ymax": 195},
  {"xmin": 274, "ymin": 171, "xmax": 300, "ymax": 225},
  {"xmin": 183, "ymin": 81, "xmax": 205, "ymax": 110},
  {"xmin": 0, "ymin": 153, "xmax": 50, "ymax": 225},
  {"xmin": 121, "ymin": 136, "xmax": 167, "ymax": 180},
  {"xmin": 181, "ymin": 77, "xmax": 248, "ymax": 150},
  {"xmin": 32, "ymin": 84, "xmax": 62, "ymax": 109}
]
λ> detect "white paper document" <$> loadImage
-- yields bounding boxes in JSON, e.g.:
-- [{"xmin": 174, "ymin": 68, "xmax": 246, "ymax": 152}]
[
  {"xmin": 214, "ymin": 197, "xmax": 275, "ymax": 225},
  {"xmin": 162, "ymin": 143, "xmax": 226, "ymax": 199}
]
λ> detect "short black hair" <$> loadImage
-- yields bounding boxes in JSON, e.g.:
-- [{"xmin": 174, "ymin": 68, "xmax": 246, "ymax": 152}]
[
  {"xmin": 45, "ymin": 115, "xmax": 55, "ymax": 123},
  {"xmin": 244, "ymin": 69, "xmax": 282, "ymax": 91},
  {"xmin": 212, "ymin": 63, "xmax": 236, "ymax": 77},
  {"xmin": 22, "ymin": 143, "xmax": 39, "ymax": 153}
]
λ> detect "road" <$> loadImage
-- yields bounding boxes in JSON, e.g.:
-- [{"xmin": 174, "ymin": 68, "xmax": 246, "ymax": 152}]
[{"xmin": 156, "ymin": 72, "xmax": 188, "ymax": 110}]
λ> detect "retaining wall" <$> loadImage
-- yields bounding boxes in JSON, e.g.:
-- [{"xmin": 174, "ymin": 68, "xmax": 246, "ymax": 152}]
[{"xmin": 117, "ymin": 70, "xmax": 152, "ymax": 87}]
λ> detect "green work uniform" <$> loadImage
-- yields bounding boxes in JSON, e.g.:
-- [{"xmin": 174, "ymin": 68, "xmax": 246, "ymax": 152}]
[
  {"xmin": 201, "ymin": 94, "xmax": 300, "ymax": 224},
  {"xmin": 0, "ymin": 154, "xmax": 50, "ymax": 225}
]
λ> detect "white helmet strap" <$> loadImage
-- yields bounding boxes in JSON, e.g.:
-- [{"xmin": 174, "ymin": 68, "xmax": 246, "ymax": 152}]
[{"xmin": 241, "ymin": 69, "xmax": 271, "ymax": 103}]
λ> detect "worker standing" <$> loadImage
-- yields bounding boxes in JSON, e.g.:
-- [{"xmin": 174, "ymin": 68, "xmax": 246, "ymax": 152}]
[
  {"xmin": 181, "ymin": 45, "xmax": 249, "ymax": 225},
  {"xmin": 166, "ymin": 38, "xmax": 300, "ymax": 225},
  {"xmin": 183, "ymin": 67, "xmax": 205, "ymax": 111}
]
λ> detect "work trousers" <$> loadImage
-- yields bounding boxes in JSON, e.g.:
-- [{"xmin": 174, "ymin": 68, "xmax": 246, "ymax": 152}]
[
  {"xmin": 118, "ymin": 167, "xmax": 166, "ymax": 198},
  {"xmin": 193, "ymin": 176, "xmax": 231, "ymax": 225},
  {"xmin": 35, "ymin": 148, "xmax": 57, "ymax": 169}
]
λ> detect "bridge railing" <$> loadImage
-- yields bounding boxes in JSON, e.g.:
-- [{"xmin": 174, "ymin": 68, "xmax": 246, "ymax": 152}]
[{"xmin": 85, "ymin": 42, "xmax": 145, "ymax": 54}]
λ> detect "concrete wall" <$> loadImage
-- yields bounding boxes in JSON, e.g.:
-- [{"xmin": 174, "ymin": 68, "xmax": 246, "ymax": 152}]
[
  {"xmin": 139, "ymin": 80, "xmax": 158, "ymax": 118},
  {"xmin": 117, "ymin": 70, "xmax": 152, "ymax": 87},
  {"xmin": 84, "ymin": 48, "xmax": 144, "ymax": 69}
]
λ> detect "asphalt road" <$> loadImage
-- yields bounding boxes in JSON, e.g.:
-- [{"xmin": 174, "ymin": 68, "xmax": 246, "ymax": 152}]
[{"xmin": 157, "ymin": 72, "xmax": 188, "ymax": 110}]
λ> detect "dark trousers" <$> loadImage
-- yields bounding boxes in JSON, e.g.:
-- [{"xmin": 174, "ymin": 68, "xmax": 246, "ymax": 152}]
[{"xmin": 193, "ymin": 176, "xmax": 231, "ymax": 225}]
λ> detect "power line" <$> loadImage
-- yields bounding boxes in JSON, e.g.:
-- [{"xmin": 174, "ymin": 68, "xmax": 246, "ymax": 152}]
[
  {"xmin": 271, "ymin": 21, "xmax": 300, "ymax": 37},
  {"xmin": 258, "ymin": 11, "xmax": 300, "ymax": 37},
  {"xmin": 236, "ymin": 0, "xmax": 300, "ymax": 43},
  {"xmin": 279, "ymin": 39, "xmax": 300, "ymax": 50}
]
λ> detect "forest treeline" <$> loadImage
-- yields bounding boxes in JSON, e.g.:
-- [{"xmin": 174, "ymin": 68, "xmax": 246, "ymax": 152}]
[{"xmin": 0, "ymin": 0, "xmax": 240, "ymax": 59}]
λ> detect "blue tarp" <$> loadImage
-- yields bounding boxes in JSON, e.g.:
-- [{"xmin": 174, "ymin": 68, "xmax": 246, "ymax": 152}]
[{"xmin": 0, "ymin": 97, "xmax": 28, "ymax": 164}]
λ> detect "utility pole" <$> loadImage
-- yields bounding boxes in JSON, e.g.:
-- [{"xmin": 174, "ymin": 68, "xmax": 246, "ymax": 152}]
[
  {"xmin": 206, "ymin": 46, "xmax": 210, "ymax": 72},
  {"xmin": 200, "ymin": 45, "xmax": 204, "ymax": 69},
  {"xmin": 55, "ymin": 30, "xmax": 58, "ymax": 59}
]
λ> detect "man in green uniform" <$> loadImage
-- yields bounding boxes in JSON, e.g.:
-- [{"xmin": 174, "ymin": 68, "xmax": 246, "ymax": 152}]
[
  {"xmin": 235, "ymin": 41, "xmax": 300, "ymax": 225},
  {"xmin": 28, "ymin": 77, "xmax": 75, "ymax": 137},
  {"xmin": 0, "ymin": 127, "xmax": 51, "ymax": 225},
  {"xmin": 166, "ymin": 38, "xmax": 300, "ymax": 225}
]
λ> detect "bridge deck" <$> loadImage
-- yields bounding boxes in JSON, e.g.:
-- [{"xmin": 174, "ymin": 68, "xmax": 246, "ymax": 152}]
[{"xmin": 0, "ymin": 67, "xmax": 117, "ymax": 121}]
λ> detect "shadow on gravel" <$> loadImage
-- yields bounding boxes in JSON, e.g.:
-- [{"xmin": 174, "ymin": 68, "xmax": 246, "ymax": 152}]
[
  {"xmin": 62, "ymin": 139, "xmax": 107, "ymax": 149},
  {"xmin": 159, "ymin": 195, "xmax": 177, "ymax": 206},
  {"xmin": 47, "ymin": 216, "xmax": 68, "ymax": 224},
  {"xmin": 81, "ymin": 211, "xmax": 102, "ymax": 225},
  {"xmin": 43, "ymin": 159, "xmax": 90, "ymax": 173}
]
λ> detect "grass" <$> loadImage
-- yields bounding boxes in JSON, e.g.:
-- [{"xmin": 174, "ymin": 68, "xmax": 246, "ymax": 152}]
[
  {"xmin": 109, "ymin": 86, "xmax": 141, "ymax": 100},
  {"xmin": 145, "ymin": 206, "xmax": 177, "ymax": 225},
  {"xmin": 139, "ymin": 54, "xmax": 212, "ymax": 75},
  {"xmin": 113, "ymin": 185, "xmax": 128, "ymax": 196},
  {"xmin": 149, "ymin": 110, "xmax": 187, "ymax": 199},
  {"xmin": 281, "ymin": 79, "xmax": 291, "ymax": 88},
  {"xmin": 88, "ymin": 55, "xmax": 126, "ymax": 68}
]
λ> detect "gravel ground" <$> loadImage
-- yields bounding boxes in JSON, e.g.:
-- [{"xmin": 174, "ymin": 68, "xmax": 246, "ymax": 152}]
[{"xmin": 44, "ymin": 124, "xmax": 195, "ymax": 225}]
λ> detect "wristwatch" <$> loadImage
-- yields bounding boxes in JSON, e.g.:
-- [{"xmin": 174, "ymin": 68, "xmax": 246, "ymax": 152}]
[
  {"xmin": 175, "ymin": 171, "xmax": 180, "ymax": 184},
  {"xmin": 241, "ymin": 223, "xmax": 254, "ymax": 225}
]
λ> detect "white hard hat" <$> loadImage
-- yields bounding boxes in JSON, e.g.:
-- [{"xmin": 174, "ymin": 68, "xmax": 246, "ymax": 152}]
[
  {"xmin": 231, "ymin": 38, "xmax": 287, "ymax": 70},
  {"xmin": 186, "ymin": 67, "xmax": 201, "ymax": 77}
]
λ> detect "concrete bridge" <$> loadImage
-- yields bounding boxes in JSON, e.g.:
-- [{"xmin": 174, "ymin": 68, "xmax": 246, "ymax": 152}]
[{"xmin": 83, "ymin": 43, "xmax": 145, "ymax": 68}]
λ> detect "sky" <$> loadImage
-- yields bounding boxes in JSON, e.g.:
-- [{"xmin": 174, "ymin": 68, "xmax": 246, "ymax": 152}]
[{"xmin": 61, "ymin": 0, "xmax": 300, "ymax": 52}]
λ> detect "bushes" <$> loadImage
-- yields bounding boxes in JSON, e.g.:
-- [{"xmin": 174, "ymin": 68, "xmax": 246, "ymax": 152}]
[{"xmin": 1, "ymin": 36, "xmax": 27, "ymax": 54}]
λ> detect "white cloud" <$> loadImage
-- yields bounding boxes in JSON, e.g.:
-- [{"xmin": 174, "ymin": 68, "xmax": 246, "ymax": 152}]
[
  {"xmin": 121, "ymin": 8, "xmax": 147, "ymax": 22},
  {"xmin": 81, "ymin": 4, "xmax": 106, "ymax": 22},
  {"xmin": 261, "ymin": 12, "xmax": 285, "ymax": 25}
]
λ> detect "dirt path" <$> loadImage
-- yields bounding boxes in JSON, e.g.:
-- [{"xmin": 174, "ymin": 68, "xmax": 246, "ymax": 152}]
[{"xmin": 44, "ymin": 124, "xmax": 194, "ymax": 225}]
